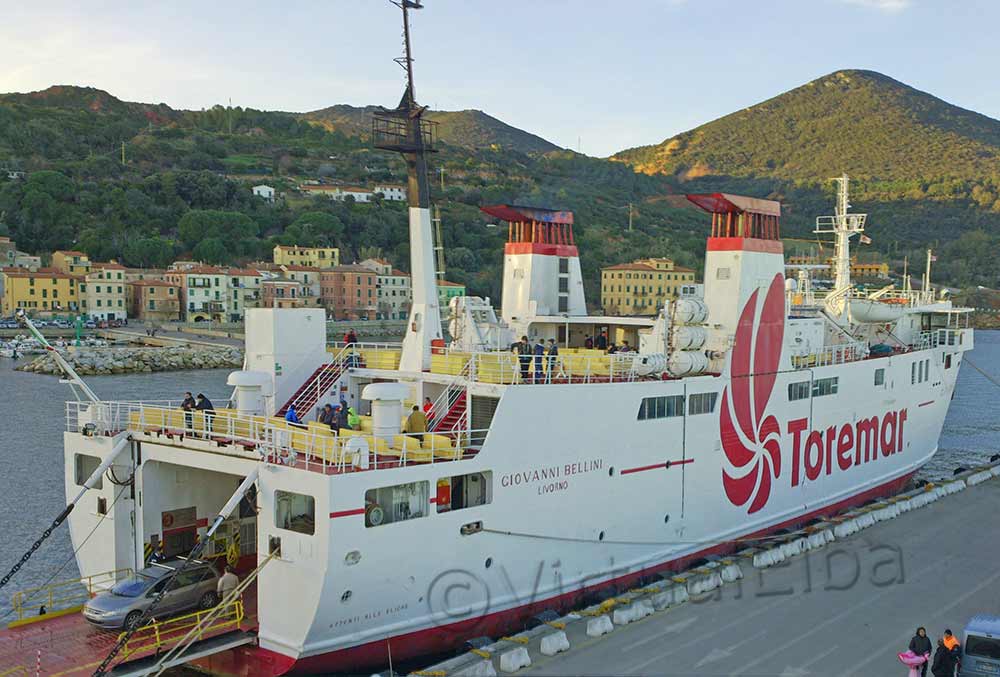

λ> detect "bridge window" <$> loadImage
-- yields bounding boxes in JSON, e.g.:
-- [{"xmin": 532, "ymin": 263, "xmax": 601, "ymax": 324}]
[
  {"xmin": 275, "ymin": 490, "xmax": 315, "ymax": 535},
  {"xmin": 365, "ymin": 481, "xmax": 429, "ymax": 527},
  {"xmin": 436, "ymin": 472, "xmax": 492, "ymax": 514},
  {"xmin": 638, "ymin": 395, "xmax": 684, "ymax": 420},
  {"xmin": 788, "ymin": 381, "xmax": 810, "ymax": 401},
  {"xmin": 688, "ymin": 392, "xmax": 718, "ymax": 415},
  {"xmin": 812, "ymin": 377, "xmax": 838, "ymax": 397}
]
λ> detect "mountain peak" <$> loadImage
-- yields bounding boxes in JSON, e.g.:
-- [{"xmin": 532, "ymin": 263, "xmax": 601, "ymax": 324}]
[{"xmin": 613, "ymin": 70, "xmax": 1000, "ymax": 182}]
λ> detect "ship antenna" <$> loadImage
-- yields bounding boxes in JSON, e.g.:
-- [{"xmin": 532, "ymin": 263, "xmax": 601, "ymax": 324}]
[
  {"xmin": 373, "ymin": 0, "xmax": 443, "ymax": 371},
  {"xmin": 814, "ymin": 173, "xmax": 867, "ymax": 317}
]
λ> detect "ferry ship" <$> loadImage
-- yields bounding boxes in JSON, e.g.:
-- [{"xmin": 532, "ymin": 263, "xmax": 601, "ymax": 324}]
[{"xmin": 51, "ymin": 4, "xmax": 972, "ymax": 675}]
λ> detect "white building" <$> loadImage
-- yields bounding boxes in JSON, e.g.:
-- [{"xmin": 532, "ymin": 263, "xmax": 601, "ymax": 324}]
[
  {"xmin": 82, "ymin": 263, "xmax": 127, "ymax": 320},
  {"xmin": 373, "ymin": 184, "xmax": 406, "ymax": 202},
  {"xmin": 253, "ymin": 185, "xmax": 276, "ymax": 203},
  {"xmin": 361, "ymin": 258, "xmax": 412, "ymax": 320}
]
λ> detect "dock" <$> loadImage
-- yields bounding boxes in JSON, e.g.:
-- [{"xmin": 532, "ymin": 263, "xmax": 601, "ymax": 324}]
[{"xmin": 412, "ymin": 466, "xmax": 1000, "ymax": 677}]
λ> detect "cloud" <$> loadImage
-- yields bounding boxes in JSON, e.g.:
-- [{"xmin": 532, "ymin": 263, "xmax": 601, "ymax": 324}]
[{"xmin": 839, "ymin": 0, "xmax": 912, "ymax": 12}]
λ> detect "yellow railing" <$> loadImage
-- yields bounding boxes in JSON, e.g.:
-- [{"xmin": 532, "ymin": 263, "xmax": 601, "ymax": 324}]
[
  {"xmin": 119, "ymin": 600, "xmax": 244, "ymax": 660},
  {"xmin": 10, "ymin": 568, "xmax": 132, "ymax": 624}
]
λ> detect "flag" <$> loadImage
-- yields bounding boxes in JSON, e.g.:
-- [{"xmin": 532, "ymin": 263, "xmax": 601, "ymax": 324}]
[
  {"xmin": 859, "ymin": 234, "xmax": 872, "ymax": 245},
  {"xmin": 930, "ymin": 254, "xmax": 937, "ymax": 262}
]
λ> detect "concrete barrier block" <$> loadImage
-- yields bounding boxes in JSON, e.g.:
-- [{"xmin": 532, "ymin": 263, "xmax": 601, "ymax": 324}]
[
  {"xmin": 635, "ymin": 600, "xmax": 654, "ymax": 619},
  {"xmin": 968, "ymin": 471, "xmax": 992, "ymax": 486},
  {"xmin": 990, "ymin": 466, "xmax": 1000, "ymax": 478},
  {"xmin": 498, "ymin": 647, "xmax": 531, "ymax": 673},
  {"xmin": 587, "ymin": 615, "xmax": 614, "ymax": 637},
  {"xmin": 856, "ymin": 513, "xmax": 876, "ymax": 529},
  {"xmin": 720, "ymin": 563, "xmax": 743, "ymax": 582},
  {"xmin": 539, "ymin": 631, "xmax": 570, "ymax": 657},
  {"xmin": 452, "ymin": 660, "xmax": 499, "ymax": 677}
]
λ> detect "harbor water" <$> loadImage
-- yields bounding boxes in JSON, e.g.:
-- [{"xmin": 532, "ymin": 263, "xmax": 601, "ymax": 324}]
[{"xmin": 0, "ymin": 331, "xmax": 998, "ymax": 617}]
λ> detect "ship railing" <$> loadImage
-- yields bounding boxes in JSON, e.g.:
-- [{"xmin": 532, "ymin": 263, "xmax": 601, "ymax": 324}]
[
  {"xmin": 66, "ymin": 400, "xmax": 485, "ymax": 473},
  {"xmin": 118, "ymin": 600, "xmax": 244, "ymax": 661},
  {"xmin": 9, "ymin": 568, "xmax": 133, "ymax": 625},
  {"xmin": 433, "ymin": 348, "xmax": 639, "ymax": 385},
  {"xmin": 913, "ymin": 328, "xmax": 967, "ymax": 351},
  {"xmin": 790, "ymin": 340, "xmax": 868, "ymax": 369}
]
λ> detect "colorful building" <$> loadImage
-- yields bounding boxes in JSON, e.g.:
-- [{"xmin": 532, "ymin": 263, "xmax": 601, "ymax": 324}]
[
  {"xmin": 601, "ymin": 257, "xmax": 697, "ymax": 316},
  {"xmin": 320, "ymin": 265, "xmax": 378, "ymax": 320},
  {"xmin": 261, "ymin": 279, "xmax": 304, "ymax": 309},
  {"xmin": 81, "ymin": 263, "xmax": 127, "ymax": 320},
  {"xmin": 272, "ymin": 245, "xmax": 340, "ymax": 269},
  {"xmin": 362, "ymin": 258, "xmax": 412, "ymax": 320},
  {"xmin": 1, "ymin": 268, "xmax": 81, "ymax": 317},
  {"xmin": 278, "ymin": 266, "xmax": 323, "ymax": 307},
  {"xmin": 51, "ymin": 250, "xmax": 91, "ymax": 276},
  {"xmin": 164, "ymin": 266, "xmax": 232, "ymax": 322},
  {"xmin": 127, "ymin": 280, "xmax": 180, "ymax": 322}
]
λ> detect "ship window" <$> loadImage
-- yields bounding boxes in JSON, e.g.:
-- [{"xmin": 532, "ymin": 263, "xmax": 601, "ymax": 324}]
[
  {"xmin": 436, "ymin": 472, "xmax": 492, "ymax": 514},
  {"xmin": 365, "ymin": 481, "xmax": 429, "ymax": 527},
  {"xmin": 74, "ymin": 454, "xmax": 103, "ymax": 489},
  {"xmin": 716, "ymin": 267, "xmax": 731, "ymax": 280},
  {"xmin": 558, "ymin": 296, "xmax": 569, "ymax": 313},
  {"xmin": 688, "ymin": 392, "xmax": 718, "ymax": 415},
  {"xmin": 275, "ymin": 490, "xmax": 315, "ymax": 535},
  {"xmin": 812, "ymin": 377, "xmax": 838, "ymax": 397},
  {"xmin": 944, "ymin": 354, "xmax": 952, "ymax": 369},
  {"xmin": 911, "ymin": 362, "xmax": 917, "ymax": 384},
  {"xmin": 559, "ymin": 258, "xmax": 569, "ymax": 274},
  {"xmin": 637, "ymin": 395, "xmax": 684, "ymax": 420},
  {"xmin": 787, "ymin": 381, "xmax": 811, "ymax": 401},
  {"xmin": 558, "ymin": 277, "xmax": 569, "ymax": 293},
  {"xmin": 874, "ymin": 368, "xmax": 885, "ymax": 386}
]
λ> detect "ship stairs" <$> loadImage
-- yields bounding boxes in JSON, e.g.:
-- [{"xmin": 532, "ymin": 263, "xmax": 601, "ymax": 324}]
[
  {"xmin": 275, "ymin": 345, "xmax": 362, "ymax": 418},
  {"xmin": 428, "ymin": 360, "xmax": 469, "ymax": 438}
]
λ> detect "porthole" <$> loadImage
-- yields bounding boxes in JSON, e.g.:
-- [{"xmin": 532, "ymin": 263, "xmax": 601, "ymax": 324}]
[
  {"xmin": 341, "ymin": 590, "xmax": 352, "ymax": 603},
  {"xmin": 608, "ymin": 467, "xmax": 615, "ymax": 477},
  {"xmin": 598, "ymin": 531, "xmax": 605, "ymax": 541},
  {"xmin": 664, "ymin": 514, "xmax": 670, "ymax": 524},
  {"xmin": 485, "ymin": 557, "xmax": 493, "ymax": 569}
]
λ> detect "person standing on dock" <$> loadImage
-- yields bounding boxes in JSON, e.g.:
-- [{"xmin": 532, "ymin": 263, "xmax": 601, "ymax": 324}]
[
  {"xmin": 909, "ymin": 627, "xmax": 932, "ymax": 677},
  {"xmin": 931, "ymin": 638, "xmax": 957, "ymax": 677},
  {"xmin": 942, "ymin": 630, "xmax": 961, "ymax": 674}
]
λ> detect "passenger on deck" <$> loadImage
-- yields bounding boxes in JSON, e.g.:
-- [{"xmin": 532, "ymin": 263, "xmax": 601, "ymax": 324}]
[
  {"xmin": 516, "ymin": 336, "xmax": 532, "ymax": 383},
  {"xmin": 195, "ymin": 393, "xmax": 215, "ymax": 436},
  {"xmin": 533, "ymin": 338, "xmax": 546, "ymax": 383},
  {"xmin": 596, "ymin": 331, "xmax": 608, "ymax": 350},
  {"xmin": 584, "ymin": 335, "xmax": 594, "ymax": 349},
  {"xmin": 404, "ymin": 405, "xmax": 427, "ymax": 439},
  {"xmin": 319, "ymin": 403, "xmax": 335, "ymax": 425},
  {"xmin": 181, "ymin": 391, "xmax": 196, "ymax": 428},
  {"xmin": 337, "ymin": 403, "xmax": 350, "ymax": 431},
  {"xmin": 285, "ymin": 405, "xmax": 301, "ymax": 425},
  {"xmin": 608, "ymin": 343, "xmax": 617, "ymax": 354},
  {"xmin": 546, "ymin": 339, "xmax": 559, "ymax": 382},
  {"xmin": 344, "ymin": 328, "xmax": 358, "ymax": 346},
  {"xmin": 619, "ymin": 340, "xmax": 634, "ymax": 353},
  {"xmin": 347, "ymin": 406, "xmax": 360, "ymax": 429},
  {"xmin": 329, "ymin": 405, "xmax": 342, "ymax": 433}
]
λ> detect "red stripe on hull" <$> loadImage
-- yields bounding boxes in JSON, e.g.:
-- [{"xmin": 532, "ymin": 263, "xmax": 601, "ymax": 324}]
[
  {"xmin": 328, "ymin": 508, "xmax": 365, "ymax": 520},
  {"xmin": 210, "ymin": 471, "xmax": 916, "ymax": 676},
  {"xmin": 707, "ymin": 237, "xmax": 783, "ymax": 254},
  {"xmin": 919, "ymin": 400, "xmax": 935, "ymax": 407}
]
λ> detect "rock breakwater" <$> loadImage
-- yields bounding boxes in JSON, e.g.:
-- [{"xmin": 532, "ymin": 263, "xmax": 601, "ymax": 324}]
[{"xmin": 17, "ymin": 346, "xmax": 244, "ymax": 376}]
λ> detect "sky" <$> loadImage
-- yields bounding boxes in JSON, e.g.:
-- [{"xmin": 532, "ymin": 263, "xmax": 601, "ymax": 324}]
[{"xmin": 2, "ymin": 0, "xmax": 998, "ymax": 157}]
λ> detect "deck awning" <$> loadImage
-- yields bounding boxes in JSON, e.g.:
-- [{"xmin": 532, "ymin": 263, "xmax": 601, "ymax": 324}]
[{"xmin": 686, "ymin": 193, "xmax": 781, "ymax": 217}]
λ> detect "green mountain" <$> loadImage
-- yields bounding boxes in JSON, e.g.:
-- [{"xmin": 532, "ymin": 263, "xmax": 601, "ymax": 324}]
[
  {"xmin": 304, "ymin": 104, "xmax": 561, "ymax": 153},
  {"xmin": 0, "ymin": 85, "xmax": 702, "ymax": 305},
  {"xmin": 613, "ymin": 70, "xmax": 1000, "ymax": 182}
]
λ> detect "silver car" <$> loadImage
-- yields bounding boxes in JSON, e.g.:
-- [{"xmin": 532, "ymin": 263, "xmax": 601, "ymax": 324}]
[{"xmin": 82, "ymin": 559, "xmax": 221, "ymax": 630}]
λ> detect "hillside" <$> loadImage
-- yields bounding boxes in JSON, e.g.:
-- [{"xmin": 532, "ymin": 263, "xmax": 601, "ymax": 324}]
[
  {"xmin": 303, "ymin": 105, "xmax": 561, "ymax": 153},
  {"xmin": 0, "ymin": 85, "xmax": 700, "ymax": 305}
]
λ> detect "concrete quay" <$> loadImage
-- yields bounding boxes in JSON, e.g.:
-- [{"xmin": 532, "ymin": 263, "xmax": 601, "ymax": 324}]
[{"xmin": 410, "ymin": 465, "xmax": 1000, "ymax": 677}]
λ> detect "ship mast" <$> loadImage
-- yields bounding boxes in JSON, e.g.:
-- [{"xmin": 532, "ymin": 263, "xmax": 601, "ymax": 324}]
[
  {"xmin": 814, "ymin": 174, "xmax": 867, "ymax": 316},
  {"xmin": 373, "ymin": 0, "xmax": 442, "ymax": 371}
]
